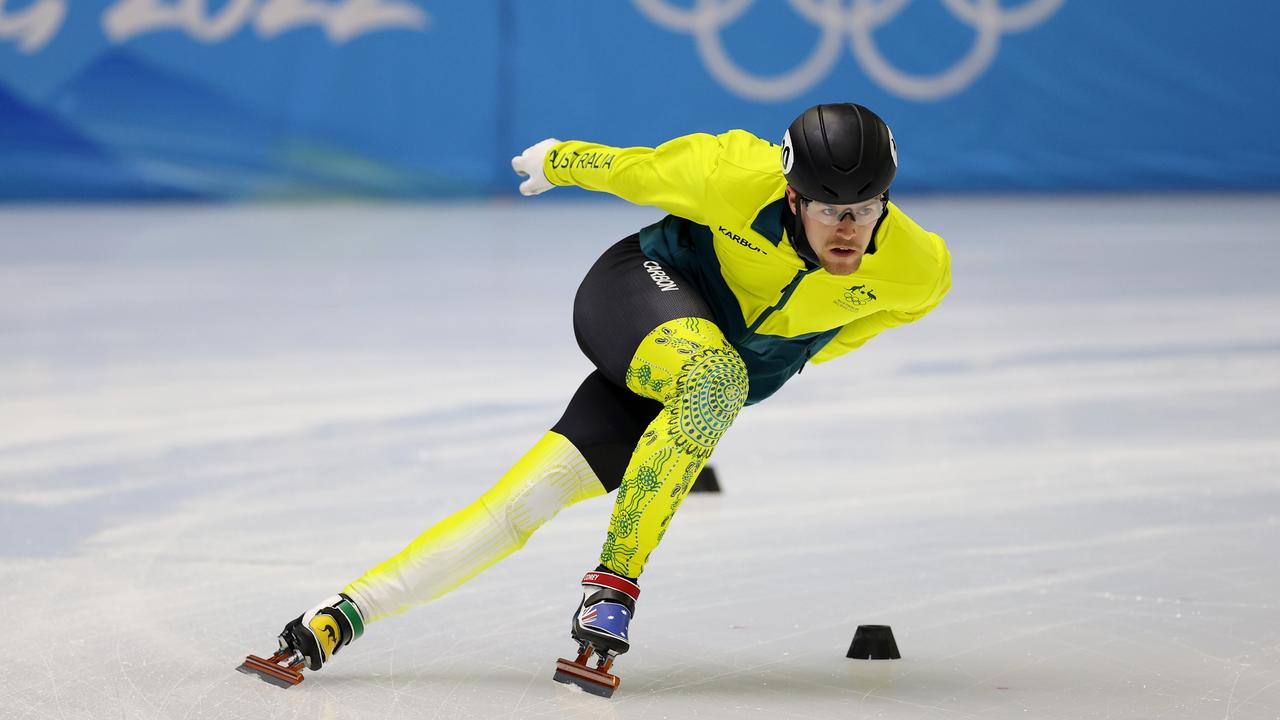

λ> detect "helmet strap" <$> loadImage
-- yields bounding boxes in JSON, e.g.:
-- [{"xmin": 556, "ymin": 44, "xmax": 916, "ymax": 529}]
[
  {"xmin": 866, "ymin": 191, "xmax": 889, "ymax": 254},
  {"xmin": 786, "ymin": 199, "xmax": 821, "ymax": 268}
]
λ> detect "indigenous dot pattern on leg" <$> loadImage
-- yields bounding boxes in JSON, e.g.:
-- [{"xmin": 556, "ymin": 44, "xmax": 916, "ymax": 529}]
[
  {"xmin": 600, "ymin": 319, "xmax": 748, "ymax": 577},
  {"xmin": 672, "ymin": 349, "xmax": 749, "ymax": 459}
]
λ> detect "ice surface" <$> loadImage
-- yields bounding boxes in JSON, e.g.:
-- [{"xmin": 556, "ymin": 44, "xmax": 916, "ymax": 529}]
[{"xmin": 2, "ymin": 196, "xmax": 1278, "ymax": 719}]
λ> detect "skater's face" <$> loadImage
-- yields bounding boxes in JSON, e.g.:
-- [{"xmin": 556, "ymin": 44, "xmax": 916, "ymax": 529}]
[{"xmin": 786, "ymin": 186, "xmax": 882, "ymax": 276}]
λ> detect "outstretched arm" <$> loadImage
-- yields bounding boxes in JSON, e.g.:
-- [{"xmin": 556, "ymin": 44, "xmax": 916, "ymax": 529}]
[{"xmin": 512, "ymin": 133, "xmax": 731, "ymax": 225}]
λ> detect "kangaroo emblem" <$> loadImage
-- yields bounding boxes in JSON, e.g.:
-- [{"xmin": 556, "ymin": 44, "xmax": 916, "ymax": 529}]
[{"xmin": 843, "ymin": 284, "xmax": 878, "ymax": 306}]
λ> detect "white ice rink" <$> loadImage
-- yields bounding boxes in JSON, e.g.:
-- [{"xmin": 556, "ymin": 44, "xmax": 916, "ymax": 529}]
[{"xmin": 2, "ymin": 195, "xmax": 1278, "ymax": 719}]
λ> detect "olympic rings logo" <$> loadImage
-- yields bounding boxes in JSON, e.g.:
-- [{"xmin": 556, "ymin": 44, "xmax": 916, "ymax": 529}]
[{"xmin": 632, "ymin": 0, "xmax": 1066, "ymax": 101}]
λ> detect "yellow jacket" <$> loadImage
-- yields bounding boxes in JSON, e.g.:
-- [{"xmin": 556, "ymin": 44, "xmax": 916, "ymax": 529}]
[{"xmin": 545, "ymin": 129, "xmax": 951, "ymax": 403}]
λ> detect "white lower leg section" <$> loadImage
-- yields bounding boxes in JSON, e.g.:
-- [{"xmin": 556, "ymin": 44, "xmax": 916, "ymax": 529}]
[{"xmin": 344, "ymin": 432, "xmax": 603, "ymax": 622}]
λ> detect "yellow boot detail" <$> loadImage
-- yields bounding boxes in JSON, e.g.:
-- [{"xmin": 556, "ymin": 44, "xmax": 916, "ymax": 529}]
[
  {"xmin": 344, "ymin": 431, "xmax": 605, "ymax": 622},
  {"xmin": 600, "ymin": 317, "xmax": 748, "ymax": 577},
  {"xmin": 307, "ymin": 613, "xmax": 343, "ymax": 661}
]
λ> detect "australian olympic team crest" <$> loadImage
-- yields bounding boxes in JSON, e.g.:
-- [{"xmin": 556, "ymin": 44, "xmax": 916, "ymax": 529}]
[
  {"xmin": 632, "ymin": 0, "xmax": 1066, "ymax": 101},
  {"xmin": 835, "ymin": 283, "xmax": 878, "ymax": 312}
]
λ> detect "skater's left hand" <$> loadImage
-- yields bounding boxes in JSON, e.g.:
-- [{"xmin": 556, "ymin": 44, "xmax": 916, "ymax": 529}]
[{"xmin": 511, "ymin": 138, "xmax": 560, "ymax": 196}]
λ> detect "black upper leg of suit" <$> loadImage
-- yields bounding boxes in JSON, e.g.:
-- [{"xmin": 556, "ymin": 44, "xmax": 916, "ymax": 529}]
[{"xmin": 551, "ymin": 235, "xmax": 715, "ymax": 492}]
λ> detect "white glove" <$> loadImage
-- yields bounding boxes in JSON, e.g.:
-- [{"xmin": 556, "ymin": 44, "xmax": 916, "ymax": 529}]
[{"xmin": 511, "ymin": 138, "xmax": 561, "ymax": 196}]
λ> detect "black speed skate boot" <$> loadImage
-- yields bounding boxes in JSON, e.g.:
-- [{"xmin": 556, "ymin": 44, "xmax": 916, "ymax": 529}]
[
  {"xmin": 238, "ymin": 593, "xmax": 366, "ymax": 688},
  {"xmin": 552, "ymin": 569, "xmax": 640, "ymax": 698}
]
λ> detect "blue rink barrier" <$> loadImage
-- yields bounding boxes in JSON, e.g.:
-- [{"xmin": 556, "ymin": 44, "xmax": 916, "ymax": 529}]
[{"xmin": 1, "ymin": 1, "xmax": 1277, "ymax": 199}]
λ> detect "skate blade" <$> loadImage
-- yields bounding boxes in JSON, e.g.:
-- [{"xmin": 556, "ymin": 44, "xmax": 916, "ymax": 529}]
[
  {"xmin": 237, "ymin": 651, "xmax": 306, "ymax": 689},
  {"xmin": 553, "ymin": 657, "xmax": 620, "ymax": 698}
]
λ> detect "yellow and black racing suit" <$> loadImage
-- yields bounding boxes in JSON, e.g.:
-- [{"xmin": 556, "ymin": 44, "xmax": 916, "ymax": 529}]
[{"xmin": 342, "ymin": 130, "xmax": 951, "ymax": 622}]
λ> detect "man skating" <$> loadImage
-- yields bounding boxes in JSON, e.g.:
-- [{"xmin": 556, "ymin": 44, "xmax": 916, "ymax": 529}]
[{"xmin": 242, "ymin": 102, "xmax": 951, "ymax": 697}]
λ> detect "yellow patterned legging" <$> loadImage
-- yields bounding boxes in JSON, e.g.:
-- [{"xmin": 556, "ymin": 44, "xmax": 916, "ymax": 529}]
[
  {"xmin": 343, "ymin": 316, "xmax": 747, "ymax": 622},
  {"xmin": 599, "ymin": 317, "xmax": 749, "ymax": 577}
]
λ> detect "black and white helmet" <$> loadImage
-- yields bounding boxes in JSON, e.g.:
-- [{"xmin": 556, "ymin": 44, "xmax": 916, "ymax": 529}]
[{"xmin": 781, "ymin": 103, "xmax": 898, "ymax": 204}]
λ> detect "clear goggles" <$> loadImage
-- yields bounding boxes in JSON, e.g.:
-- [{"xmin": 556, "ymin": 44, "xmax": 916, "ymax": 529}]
[{"xmin": 800, "ymin": 196, "xmax": 885, "ymax": 227}]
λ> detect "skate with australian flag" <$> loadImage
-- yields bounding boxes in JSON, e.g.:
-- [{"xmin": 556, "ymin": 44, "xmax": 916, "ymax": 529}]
[{"xmin": 553, "ymin": 570, "xmax": 640, "ymax": 698}]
